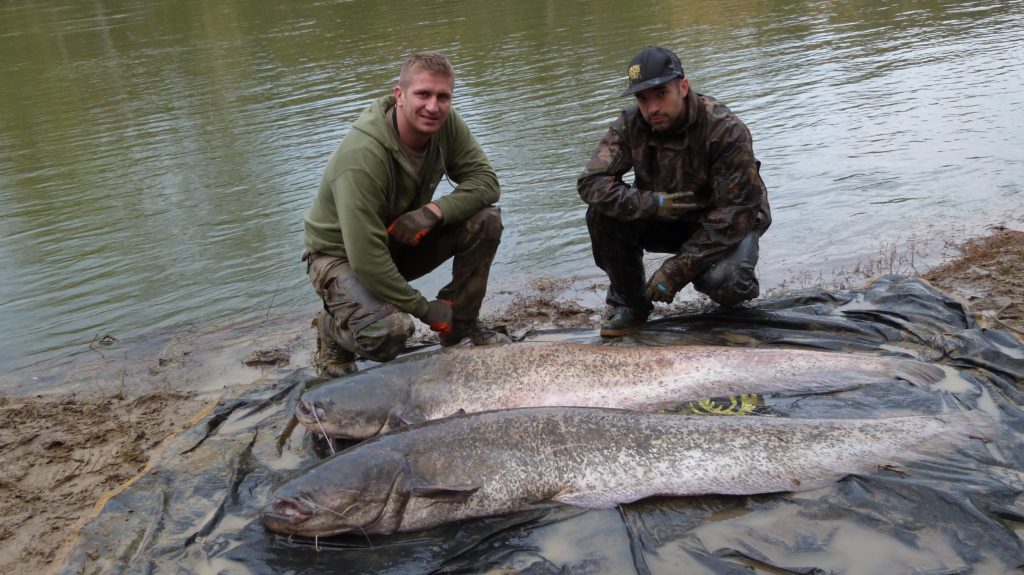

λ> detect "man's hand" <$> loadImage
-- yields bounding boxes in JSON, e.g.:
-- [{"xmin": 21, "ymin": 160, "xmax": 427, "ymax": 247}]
[
  {"xmin": 420, "ymin": 299, "xmax": 453, "ymax": 337},
  {"xmin": 388, "ymin": 204, "xmax": 442, "ymax": 246},
  {"xmin": 654, "ymin": 191, "xmax": 699, "ymax": 221},
  {"xmin": 646, "ymin": 267, "xmax": 682, "ymax": 303}
]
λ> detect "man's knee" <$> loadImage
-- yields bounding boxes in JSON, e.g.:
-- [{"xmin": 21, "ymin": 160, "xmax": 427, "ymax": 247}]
[
  {"xmin": 585, "ymin": 205, "xmax": 617, "ymax": 236},
  {"xmin": 304, "ymin": 251, "xmax": 346, "ymax": 299},
  {"xmin": 585, "ymin": 206, "xmax": 642, "ymax": 254},
  {"xmin": 693, "ymin": 232, "xmax": 760, "ymax": 306},
  {"xmin": 700, "ymin": 277, "xmax": 759, "ymax": 307},
  {"xmin": 352, "ymin": 313, "xmax": 415, "ymax": 363},
  {"xmin": 465, "ymin": 206, "xmax": 503, "ymax": 243}
]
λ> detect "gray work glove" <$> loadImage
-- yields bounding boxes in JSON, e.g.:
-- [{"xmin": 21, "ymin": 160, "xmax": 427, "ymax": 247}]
[
  {"xmin": 388, "ymin": 205, "xmax": 442, "ymax": 246},
  {"xmin": 654, "ymin": 191, "xmax": 699, "ymax": 221},
  {"xmin": 420, "ymin": 299, "xmax": 453, "ymax": 337},
  {"xmin": 645, "ymin": 266, "xmax": 684, "ymax": 303}
]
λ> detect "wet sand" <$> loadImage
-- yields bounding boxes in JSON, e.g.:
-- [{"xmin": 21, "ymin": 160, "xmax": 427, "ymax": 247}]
[{"xmin": 2, "ymin": 228, "xmax": 1023, "ymax": 575}]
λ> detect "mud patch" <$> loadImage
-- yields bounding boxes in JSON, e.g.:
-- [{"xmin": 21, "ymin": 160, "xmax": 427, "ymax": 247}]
[
  {"xmin": 0, "ymin": 392, "xmax": 211, "ymax": 571},
  {"xmin": 924, "ymin": 227, "xmax": 1024, "ymax": 335}
]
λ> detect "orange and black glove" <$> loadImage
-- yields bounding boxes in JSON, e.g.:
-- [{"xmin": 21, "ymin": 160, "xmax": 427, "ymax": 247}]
[
  {"xmin": 645, "ymin": 266, "xmax": 683, "ymax": 303},
  {"xmin": 420, "ymin": 299, "xmax": 453, "ymax": 338},
  {"xmin": 388, "ymin": 204, "xmax": 441, "ymax": 246}
]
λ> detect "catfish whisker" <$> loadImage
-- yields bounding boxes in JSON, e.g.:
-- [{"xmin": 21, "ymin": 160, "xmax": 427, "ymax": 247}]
[
  {"xmin": 302, "ymin": 499, "xmax": 375, "ymax": 549},
  {"xmin": 304, "ymin": 499, "xmax": 350, "ymax": 519},
  {"xmin": 359, "ymin": 525, "xmax": 374, "ymax": 550},
  {"xmin": 310, "ymin": 406, "xmax": 336, "ymax": 455}
]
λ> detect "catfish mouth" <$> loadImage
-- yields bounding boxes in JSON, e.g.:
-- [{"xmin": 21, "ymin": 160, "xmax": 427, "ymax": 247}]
[
  {"xmin": 262, "ymin": 494, "xmax": 375, "ymax": 537},
  {"xmin": 262, "ymin": 496, "xmax": 314, "ymax": 529},
  {"xmin": 295, "ymin": 399, "xmax": 339, "ymax": 436},
  {"xmin": 295, "ymin": 398, "xmax": 321, "ymax": 424}
]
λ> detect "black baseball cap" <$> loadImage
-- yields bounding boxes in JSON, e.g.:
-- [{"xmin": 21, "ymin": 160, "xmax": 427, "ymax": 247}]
[{"xmin": 620, "ymin": 46, "xmax": 685, "ymax": 97}]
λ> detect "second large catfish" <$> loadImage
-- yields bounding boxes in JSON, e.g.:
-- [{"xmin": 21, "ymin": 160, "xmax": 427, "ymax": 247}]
[{"xmin": 297, "ymin": 341, "xmax": 946, "ymax": 439}]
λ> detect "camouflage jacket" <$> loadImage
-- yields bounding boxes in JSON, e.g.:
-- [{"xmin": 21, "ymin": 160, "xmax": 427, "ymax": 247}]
[{"xmin": 577, "ymin": 89, "xmax": 771, "ymax": 286}]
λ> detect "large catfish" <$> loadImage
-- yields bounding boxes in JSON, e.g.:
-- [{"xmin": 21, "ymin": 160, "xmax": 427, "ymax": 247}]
[
  {"xmin": 295, "ymin": 341, "xmax": 945, "ymax": 439},
  {"xmin": 263, "ymin": 407, "xmax": 993, "ymax": 536}
]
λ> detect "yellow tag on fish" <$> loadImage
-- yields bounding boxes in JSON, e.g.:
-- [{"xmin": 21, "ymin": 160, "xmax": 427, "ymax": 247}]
[{"xmin": 672, "ymin": 394, "xmax": 765, "ymax": 416}]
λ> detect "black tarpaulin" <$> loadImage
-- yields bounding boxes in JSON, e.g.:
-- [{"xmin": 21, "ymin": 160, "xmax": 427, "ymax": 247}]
[{"xmin": 57, "ymin": 276, "xmax": 1024, "ymax": 574}]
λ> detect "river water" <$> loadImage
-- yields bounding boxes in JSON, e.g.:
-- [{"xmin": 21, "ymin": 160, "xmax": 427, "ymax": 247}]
[{"xmin": 1, "ymin": 0, "xmax": 1023, "ymax": 374}]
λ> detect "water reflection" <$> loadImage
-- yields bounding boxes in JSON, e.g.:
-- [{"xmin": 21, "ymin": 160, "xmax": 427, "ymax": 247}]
[{"xmin": 1, "ymin": 0, "xmax": 1022, "ymax": 372}]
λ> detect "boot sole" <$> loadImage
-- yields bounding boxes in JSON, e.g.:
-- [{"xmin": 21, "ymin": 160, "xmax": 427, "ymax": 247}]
[
  {"xmin": 599, "ymin": 324, "xmax": 643, "ymax": 337},
  {"xmin": 318, "ymin": 362, "xmax": 358, "ymax": 378}
]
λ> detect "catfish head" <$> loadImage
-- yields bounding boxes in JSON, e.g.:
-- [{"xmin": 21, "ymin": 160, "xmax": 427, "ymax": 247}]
[
  {"xmin": 262, "ymin": 447, "xmax": 414, "ymax": 537},
  {"xmin": 295, "ymin": 371, "xmax": 410, "ymax": 440}
]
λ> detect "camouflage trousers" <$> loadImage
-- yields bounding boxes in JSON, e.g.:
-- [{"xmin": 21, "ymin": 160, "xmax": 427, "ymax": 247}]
[
  {"xmin": 586, "ymin": 206, "xmax": 760, "ymax": 313},
  {"xmin": 304, "ymin": 206, "xmax": 503, "ymax": 363}
]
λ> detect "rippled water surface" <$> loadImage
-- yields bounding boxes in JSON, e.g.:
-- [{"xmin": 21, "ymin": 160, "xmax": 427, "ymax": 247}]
[{"xmin": 2, "ymin": 0, "xmax": 1023, "ymax": 372}]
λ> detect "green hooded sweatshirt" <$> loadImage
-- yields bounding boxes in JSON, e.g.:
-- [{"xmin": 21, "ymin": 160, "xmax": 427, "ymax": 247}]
[{"xmin": 303, "ymin": 95, "xmax": 500, "ymax": 318}]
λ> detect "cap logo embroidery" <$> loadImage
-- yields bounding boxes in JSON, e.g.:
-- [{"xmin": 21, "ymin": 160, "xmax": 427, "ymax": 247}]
[{"xmin": 628, "ymin": 64, "xmax": 641, "ymax": 81}]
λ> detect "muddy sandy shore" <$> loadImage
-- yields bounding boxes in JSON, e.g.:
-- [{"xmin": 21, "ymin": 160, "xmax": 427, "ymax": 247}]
[{"xmin": 1, "ymin": 228, "xmax": 1022, "ymax": 575}]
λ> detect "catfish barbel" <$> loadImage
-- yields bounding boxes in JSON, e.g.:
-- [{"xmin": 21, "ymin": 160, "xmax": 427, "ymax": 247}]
[
  {"xmin": 295, "ymin": 342, "xmax": 945, "ymax": 439},
  {"xmin": 264, "ymin": 407, "xmax": 993, "ymax": 536}
]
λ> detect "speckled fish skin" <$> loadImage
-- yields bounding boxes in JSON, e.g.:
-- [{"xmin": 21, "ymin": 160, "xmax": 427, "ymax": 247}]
[
  {"xmin": 295, "ymin": 342, "xmax": 945, "ymax": 439},
  {"xmin": 263, "ymin": 407, "xmax": 993, "ymax": 537}
]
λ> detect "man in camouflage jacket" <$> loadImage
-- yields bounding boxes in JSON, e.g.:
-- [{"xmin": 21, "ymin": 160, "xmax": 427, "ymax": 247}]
[{"xmin": 578, "ymin": 46, "xmax": 771, "ymax": 336}]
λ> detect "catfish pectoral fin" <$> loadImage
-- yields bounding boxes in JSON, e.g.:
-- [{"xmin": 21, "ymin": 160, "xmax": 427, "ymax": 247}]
[
  {"xmin": 553, "ymin": 489, "xmax": 626, "ymax": 509},
  {"xmin": 410, "ymin": 483, "xmax": 481, "ymax": 502},
  {"xmin": 386, "ymin": 406, "xmax": 427, "ymax": 430}
]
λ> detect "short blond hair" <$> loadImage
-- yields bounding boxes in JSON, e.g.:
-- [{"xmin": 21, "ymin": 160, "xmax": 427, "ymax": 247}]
[{"xmin": 398, "ymin": 51, "xmax": 455, "ymax": 88}]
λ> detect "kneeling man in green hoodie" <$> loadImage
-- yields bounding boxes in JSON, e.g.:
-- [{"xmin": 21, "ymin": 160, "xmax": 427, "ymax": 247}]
[{"xmin": 302, "ymin": 51, "xmax": 510, "ymax": 377}]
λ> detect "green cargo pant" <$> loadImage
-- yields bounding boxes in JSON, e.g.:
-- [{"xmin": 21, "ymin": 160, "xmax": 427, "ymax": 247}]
[{"xmin": 304, "ymin": 206, "xmax": 503, "ymax": 363}]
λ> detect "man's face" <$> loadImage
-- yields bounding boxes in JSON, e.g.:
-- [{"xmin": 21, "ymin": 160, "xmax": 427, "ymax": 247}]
[
  {"xmin": 394, "ymin": 69, "xmax": 454, "ymax": 138},
  {"xmin": 635, "ymin": 78, "xmax": 688, "ymax": 132}
]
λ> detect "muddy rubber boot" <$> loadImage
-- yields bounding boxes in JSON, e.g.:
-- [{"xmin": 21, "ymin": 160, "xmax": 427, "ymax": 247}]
[
  {"xmin": 599, "ymin": 307, "xmax": 648, "ymax": 337},
  {"xmin": 440, "ymin": 319, "xmax": 512, "ymax": 347},
  {"xmin": 315, "ymin": 311, "xmax": 357, "ymax": 377}
]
